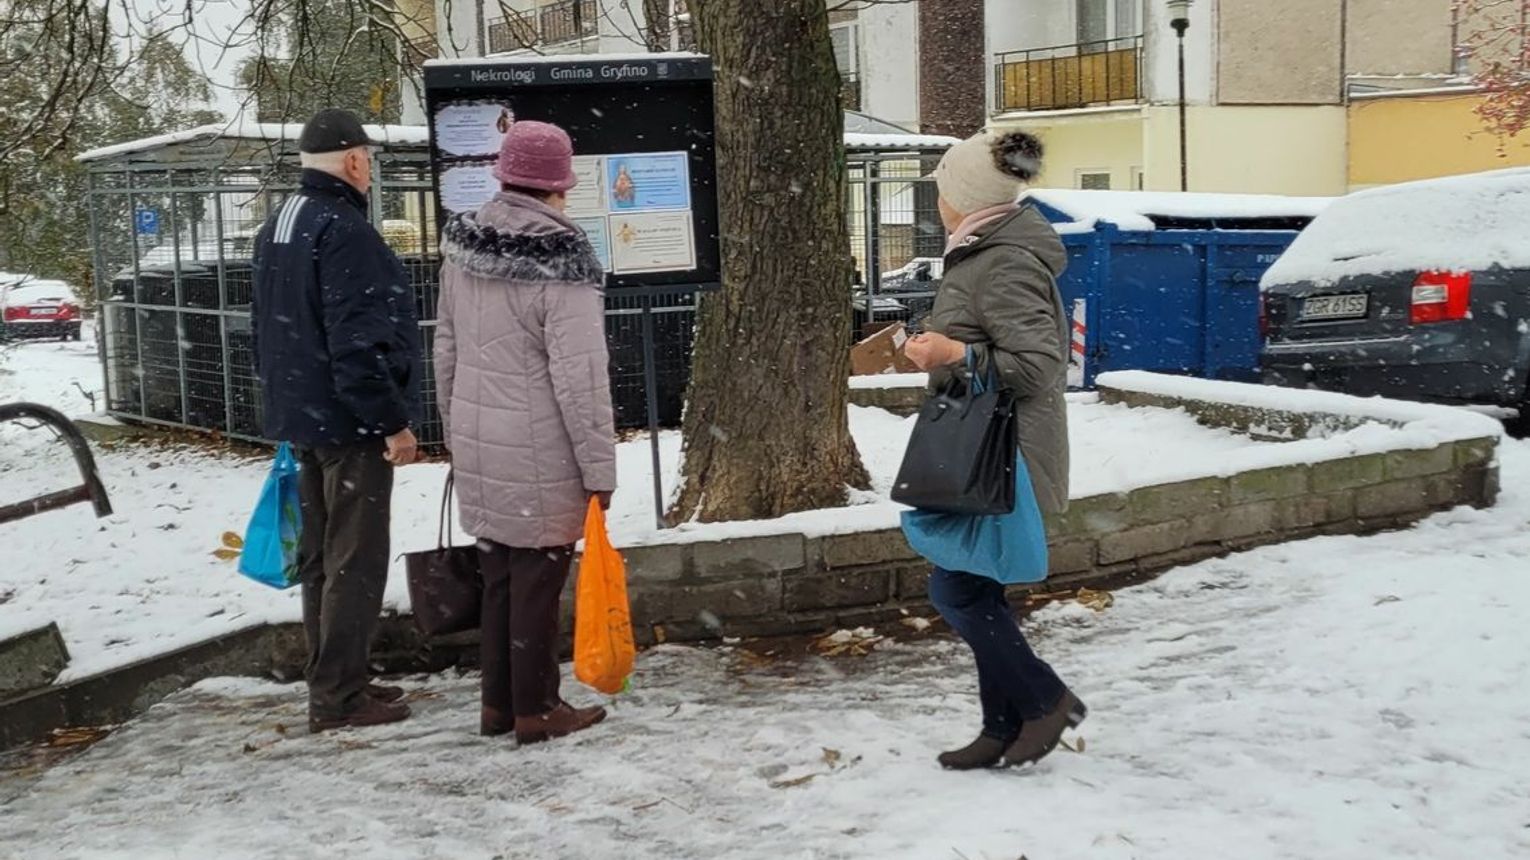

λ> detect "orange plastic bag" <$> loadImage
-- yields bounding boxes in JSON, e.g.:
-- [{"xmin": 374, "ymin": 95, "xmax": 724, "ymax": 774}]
[{"xmin": 574, "ymin": 498, "xmax": 636, "ymax": 694}]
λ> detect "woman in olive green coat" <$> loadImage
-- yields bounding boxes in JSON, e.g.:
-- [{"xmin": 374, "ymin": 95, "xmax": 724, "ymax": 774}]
[{"xmin": 903, "ymin": 130, "xmax": 1087, "ymax": 771}]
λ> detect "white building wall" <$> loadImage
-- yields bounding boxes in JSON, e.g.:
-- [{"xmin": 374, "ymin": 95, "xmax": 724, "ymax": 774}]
[
  {"xmin": 437, "ymin": 0, "xmax": 482, "ymax": 58},
  {"xmin": 858, "ymin": 0, "xmax": 920, "ymax": 129},
  {"xmin": 1142, "ymin": 0, "xmax": 1214, "ymax": 105}
]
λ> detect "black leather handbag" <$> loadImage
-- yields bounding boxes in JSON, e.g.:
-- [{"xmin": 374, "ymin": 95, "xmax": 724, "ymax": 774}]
[
  {"xmin": 404, "ymin": 471, "xmax": 482, "ymax": 636},
  {"xmin": 891, "ymin": 364, "xmax": 1018, "ymax": 516}
]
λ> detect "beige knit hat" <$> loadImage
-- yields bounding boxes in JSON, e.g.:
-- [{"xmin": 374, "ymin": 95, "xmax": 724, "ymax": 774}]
[{"xmin": 933, "ymin": 130, "xmax": 1044, "ymax": 216}]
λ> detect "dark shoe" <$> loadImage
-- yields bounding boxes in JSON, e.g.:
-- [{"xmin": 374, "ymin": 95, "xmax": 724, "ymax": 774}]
[
  {"xmin": 481, "ymin": 706, "xmax": 513, "ymax": 737},
  {"xmin": 309, "ymin": 697, "xmax": 412, "ymax": 734},
  {"xmin": 937, "ymin": 733, "xmax": 1011, "ymax": 770},
  {"xmin": 514, "ymin": 702, "xmax": 607, "ymax": 745},
  {"xmin": 367, "ymin": 682, "xmax": 405, "ymax": 703},
  {"xmin": 1004, "ymin": 688, "xmax": 1087, "ymax": 768}
]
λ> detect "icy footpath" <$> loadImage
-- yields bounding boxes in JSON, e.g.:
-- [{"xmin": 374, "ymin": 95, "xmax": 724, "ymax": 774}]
[{"xmin": 4, "ymin": 441, "xmax": 1529, "ymax": 859}]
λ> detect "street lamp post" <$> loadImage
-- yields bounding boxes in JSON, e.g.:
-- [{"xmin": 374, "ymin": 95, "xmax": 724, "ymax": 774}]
[{"xmin": 1168, "ymin": 0, "xmax": 1193, "ymax": 192}]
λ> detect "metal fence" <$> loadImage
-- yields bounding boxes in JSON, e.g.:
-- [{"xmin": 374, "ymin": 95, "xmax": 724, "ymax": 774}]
[
  {"xmin": 83, "ymin": 138, "xmax": 946, "ymax": 446},
  {"xmin": 846, "ymin": 152, "xmax": 945, "ymax": 338}
]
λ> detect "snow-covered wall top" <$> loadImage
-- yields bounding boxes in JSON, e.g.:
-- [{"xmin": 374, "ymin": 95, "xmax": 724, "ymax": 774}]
[
  {"xmin": 1260, "ymin": 168, "xmax": 1530, "ymax": 288},
  {"xmin": 76, "ymin": 123, "xmax": 432, "ymax": 162},
  {"xmin": 1031, "ymin": 190, "xmax": 1334, "ymax": 232},
  {"xmin": 1097, "ymin": 371, "xmax": 1503, "ymax": 445}
]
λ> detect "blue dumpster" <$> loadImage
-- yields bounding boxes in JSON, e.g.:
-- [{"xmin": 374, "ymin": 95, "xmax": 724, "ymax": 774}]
[{"xmin": 1029, "ymin": 191, "xmax": 1330, "ymax": 386}]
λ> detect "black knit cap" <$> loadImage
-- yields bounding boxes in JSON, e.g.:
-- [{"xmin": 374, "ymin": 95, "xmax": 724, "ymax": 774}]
[{"xmin": 297, "ymin": 108, "xmax": 376, "ymax": 154}]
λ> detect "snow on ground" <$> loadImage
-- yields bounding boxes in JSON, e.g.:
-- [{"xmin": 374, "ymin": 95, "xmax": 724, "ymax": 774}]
[
  {"xmin": 1, "ymin": 330, "xmax": 1278, "ymax": 681},
  {"xmin": 2, "ymin": 438, "xmax": 1528, "ymax": 859}
]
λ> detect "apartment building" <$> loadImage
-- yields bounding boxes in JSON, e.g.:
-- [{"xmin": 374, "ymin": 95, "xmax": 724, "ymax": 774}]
[
  {"xmin": 397, "ymin": 1, "xmax": 926, "ymax": 130},
  {"xmin": 985, "ymin": 0, "xmax": 1530, "ymax": 194}
]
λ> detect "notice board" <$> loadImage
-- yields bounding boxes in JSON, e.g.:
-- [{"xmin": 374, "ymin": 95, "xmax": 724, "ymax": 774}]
[{"xmin": 422, "ymin": 55, "xmax": 720, "ymax": 291}]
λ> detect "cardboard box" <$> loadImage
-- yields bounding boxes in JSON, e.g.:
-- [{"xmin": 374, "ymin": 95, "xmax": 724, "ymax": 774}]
[{"xmin": 850, "ymin": 322, "xmax": 921, "ymax": 375}]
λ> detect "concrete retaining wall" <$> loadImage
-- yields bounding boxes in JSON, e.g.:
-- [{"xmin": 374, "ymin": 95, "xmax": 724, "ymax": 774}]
[{"xmin": 619, "ymin": 431, "xmax": 1498, "ymax": 643}]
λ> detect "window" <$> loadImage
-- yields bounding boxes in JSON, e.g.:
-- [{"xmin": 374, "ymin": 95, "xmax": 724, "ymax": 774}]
[
  {"xmin": 1078, "ymin": 0, "xmax": 1141, "ymax": 45},
  {"xmin": 1130, "ymin": 166, "xmax": 1144, "ymax": 190},
  {"xmin": 830, "ymin": 23, "xmax": 859, "ymax": 77},
  {"xmin": 1077, "ymin": 170, "xmax": 1112, "ymax": 190}
]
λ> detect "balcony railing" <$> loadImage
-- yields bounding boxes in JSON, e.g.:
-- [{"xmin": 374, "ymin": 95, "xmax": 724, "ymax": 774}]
[
  {"xmin": 993, "ymin": 36, "xmax": 1143, "ymax": 113},
  {"xmin": 486, "ymin": 0, "xmax": 598, "ymax": 54}
]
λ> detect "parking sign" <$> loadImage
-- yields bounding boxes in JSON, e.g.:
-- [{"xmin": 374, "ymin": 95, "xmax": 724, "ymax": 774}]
[{"xmin": 135, "ymin": 208, "xmax": 159, "ymax": 236}]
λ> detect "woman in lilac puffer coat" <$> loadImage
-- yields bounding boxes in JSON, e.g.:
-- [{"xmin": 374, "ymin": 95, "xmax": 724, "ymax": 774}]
[{"xmin": 436, "ymin": 121, "xmax": 614, "ymax": 745}]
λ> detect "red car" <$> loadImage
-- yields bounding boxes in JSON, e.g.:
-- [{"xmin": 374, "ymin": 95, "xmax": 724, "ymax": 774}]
[{"xmin": 0, "ymin": 281, "xmax": 83, "ymax": 342}]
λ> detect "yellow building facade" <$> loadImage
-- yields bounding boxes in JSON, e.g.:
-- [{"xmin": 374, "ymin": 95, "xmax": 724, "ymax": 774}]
[{"xmin": 1348, "ymin": 90, "xmax": 1530, "ymax": 190}]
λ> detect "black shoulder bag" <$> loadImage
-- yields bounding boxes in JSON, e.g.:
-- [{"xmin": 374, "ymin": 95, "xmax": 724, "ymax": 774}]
[
  {"xmin": 404, "ymin": 470, "xmax": 483, "ymax": 636},
  {"xmin": 890, "ymin": 353, "xmax": 1018, "ymax": 515}
]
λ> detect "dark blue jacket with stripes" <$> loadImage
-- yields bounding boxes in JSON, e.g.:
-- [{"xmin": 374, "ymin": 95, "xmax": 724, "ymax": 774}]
[{"xmin": 251, "ymin": 169, "xmax": 422, "ymax": 447}]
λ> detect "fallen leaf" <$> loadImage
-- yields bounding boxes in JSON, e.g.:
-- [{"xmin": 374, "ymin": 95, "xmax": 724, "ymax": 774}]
[
  {"xmin": 1076, "ymin": 736, "xmax": 1087, "ymax": 754},
  {"xmin": 1374, "ymin": 594, "xmax": 1401, "ymax": 606},
  {"xmin": 822, "ymin": 747, "xmax": 841, "ymax": 766},
  {"xmin": 900, "ymin": 616, "xmax": 933, "ymax": 632},
  {"xmin": 221, "ymin": 531, "xmax": 244, "ymax": 549},
  {"xmin": 211, "ymin": 548, "xmax": 240, "ymax": 562},
  {"xmin": 1076, "ymin": 588, "xmax": 1114, "ymax": 612},
  {"xmin": 769, "ymin": 773, "xmax": 817, "ymax": 789}
]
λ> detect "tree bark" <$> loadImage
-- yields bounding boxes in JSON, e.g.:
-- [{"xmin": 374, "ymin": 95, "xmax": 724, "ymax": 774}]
[{"xmin": 671, "ymin": 0, "xmax": 869, "ymax": 523}]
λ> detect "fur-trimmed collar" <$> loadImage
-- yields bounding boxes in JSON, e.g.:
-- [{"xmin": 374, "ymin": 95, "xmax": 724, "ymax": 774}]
[{"xmin": 440, "ymin": 211, "xmax": 603, "ymax": 284}]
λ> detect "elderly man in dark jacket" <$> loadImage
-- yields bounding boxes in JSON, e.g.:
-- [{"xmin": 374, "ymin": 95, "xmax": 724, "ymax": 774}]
[{"xmin": 252, "ymin": 109, "xmax": 422, "ymax": 733}]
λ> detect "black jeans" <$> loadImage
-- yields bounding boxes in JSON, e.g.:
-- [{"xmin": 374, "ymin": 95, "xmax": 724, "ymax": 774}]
[
  {"xmin": 478, "ymin": 541, "xmax": 574, "ymax": 723},
  {"xmin": 295, "ymin": 440, "xmax": 393, "ymax": 719},
  {"xmin": 929, "ymin": 566, "xmax": 1066, "ymax": 741}
]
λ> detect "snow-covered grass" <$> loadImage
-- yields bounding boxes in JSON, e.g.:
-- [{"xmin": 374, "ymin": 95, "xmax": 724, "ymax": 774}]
[
  {"xmin": 2, "ymin": 437, "xmax": 1528, "ymax": 859},
  {"xmin": 0, "ymin": 331, "xmax": 1291, "ymax": 680}
]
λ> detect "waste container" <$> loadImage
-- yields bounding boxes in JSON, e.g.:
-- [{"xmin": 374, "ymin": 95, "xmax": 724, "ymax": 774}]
[{"xmin": 1030, "ymin": 190, "xmax": 1331, "ymax": 386}]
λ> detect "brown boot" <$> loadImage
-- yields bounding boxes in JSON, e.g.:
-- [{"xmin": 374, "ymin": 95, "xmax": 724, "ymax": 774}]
[
  {"xmin": 366, "ymin": 682, "xmax": 405, "ymax": 703},
  {"xmin": 937, "ymin": 733, "xmax": 1010, "ymax": 770},
  {"xmin": 309, "ymin": 697, "xmax": 412, "ymax": 734},
  {"xmin": 1003, "ymin": 689, "xmax": 1087, "ymax": 768},
  {"xmin": 514, "ymin": 702, "xmax": 607, "ymax": 745},
  {"xmin": 481, "ymin": 706, "xmax": 514, "ymax": 737}
]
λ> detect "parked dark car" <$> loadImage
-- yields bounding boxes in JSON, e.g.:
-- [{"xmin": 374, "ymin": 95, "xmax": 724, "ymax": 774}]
[
  {"xmin": 0, "ymin": 281, "xmax": 83, "ymax": 342},
  {"xmin": 1260, "ymin": 169, "xmax": 1530, "ymax": 432}
]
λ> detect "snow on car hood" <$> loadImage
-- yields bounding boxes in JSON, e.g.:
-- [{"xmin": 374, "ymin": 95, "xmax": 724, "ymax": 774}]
[{"xmin": 1261, "ymin": 168, "xmax": 1530, "ymax": 289}]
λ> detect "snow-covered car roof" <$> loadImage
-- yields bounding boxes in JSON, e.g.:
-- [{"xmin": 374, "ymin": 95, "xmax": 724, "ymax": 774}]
[
  {"xmin": 1031, "ymin": 189, "xmax": 1333, "ymax": 233},
  {"xmin": 1261, "ymin": 167, "xmax": 1530, "ymax": 288},
  {"xmin": 2, "ymin": 281, "xmax": 76, "ymax": 305}
]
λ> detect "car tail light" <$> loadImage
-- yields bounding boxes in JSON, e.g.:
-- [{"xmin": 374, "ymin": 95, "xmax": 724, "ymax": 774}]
[
  {"xmin": 57, "ymin": 303, "xmax": 76, "ymax": 320},
  {"xmin": 1410, "ymin": 270, "xmax": 1471, "ymax": 324}
]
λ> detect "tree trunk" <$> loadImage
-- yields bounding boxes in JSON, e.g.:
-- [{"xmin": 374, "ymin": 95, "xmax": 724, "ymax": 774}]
[{"xmin": 671, "ymin": 0, "xmax": 869, "ymax": 523}]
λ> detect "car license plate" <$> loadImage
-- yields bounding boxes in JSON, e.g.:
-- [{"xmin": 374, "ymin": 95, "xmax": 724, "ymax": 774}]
[
  {"xmin": 1300, "ymin": 294, "xmax": 1368, "ymax": 321},
  {"xmin": 28, "ymin": 307, "xmax": 54, "ymax": 317}
]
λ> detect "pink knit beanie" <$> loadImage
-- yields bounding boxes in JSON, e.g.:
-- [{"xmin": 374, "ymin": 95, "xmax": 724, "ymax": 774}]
[{"xmin": 493, "ymin": 120, "xmax": 578, "ymax": 193}]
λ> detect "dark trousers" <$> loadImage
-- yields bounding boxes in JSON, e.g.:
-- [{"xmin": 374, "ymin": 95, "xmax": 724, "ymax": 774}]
[
  {"xmin": 928, "ymin": 566, "xmax": 1066, "ymax": 741},
  {"xmin": 295, "ymin": 440, "xmax": 393, "ymax": 718},
  {"xmin": 478, "ymin": 541, "xmax": 574, "ymax": 721}
]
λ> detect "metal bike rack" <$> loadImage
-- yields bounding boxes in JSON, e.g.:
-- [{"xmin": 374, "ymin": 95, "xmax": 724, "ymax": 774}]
[{"xmin": 0, "ymin": 402, "xmax": 113, "ymax": 525}]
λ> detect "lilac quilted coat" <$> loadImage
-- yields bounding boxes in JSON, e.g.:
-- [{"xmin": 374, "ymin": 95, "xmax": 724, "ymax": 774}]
[{"xmin": 435, "ymin": 191, "xmax": 616, "ymax": 549}]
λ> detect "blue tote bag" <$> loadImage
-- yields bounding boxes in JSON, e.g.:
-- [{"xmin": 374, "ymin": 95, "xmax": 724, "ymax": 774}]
[
  {"xmin": 899, "ymin": 364, "xmax": 1049, "ymax": 585},
  {"xmin": 238, "ymin": 443, "xmax": 303, "ymax": 589}
]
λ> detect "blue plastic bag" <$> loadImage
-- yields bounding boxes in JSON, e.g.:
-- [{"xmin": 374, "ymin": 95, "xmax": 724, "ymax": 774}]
[
  {"xmin": 238, "ymin": 443, "xmax": 303, "ymax": 589},
  {"xmin": 900, "ymin": 452, "xmax": 1050, "ymax": 585}
]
